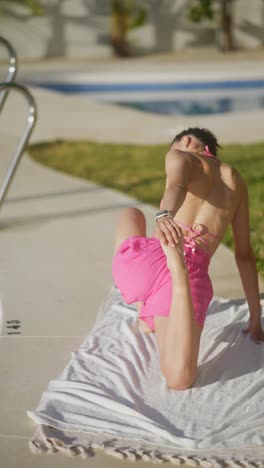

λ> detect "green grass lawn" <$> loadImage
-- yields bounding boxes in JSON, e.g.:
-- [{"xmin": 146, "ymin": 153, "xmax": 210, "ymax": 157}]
[{"xmin": 28, "ymin": 140, "xmax": 264, "ymax": 277}]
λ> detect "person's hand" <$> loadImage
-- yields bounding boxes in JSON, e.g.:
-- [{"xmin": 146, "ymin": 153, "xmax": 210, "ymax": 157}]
[
  {"xmin": 155, "ymin": 216, "xmax": 183, "ymax": 247},
  {"xmin": 155, "ymin": 216, "xmax": 187, "ymax": 271},
  {"xmin": 243, "ymin": 319, "xmax": 264, "ymax": 344},
  {"xmin": 161, "ymin": 239, "xmax": 185, "ymax": 272}
]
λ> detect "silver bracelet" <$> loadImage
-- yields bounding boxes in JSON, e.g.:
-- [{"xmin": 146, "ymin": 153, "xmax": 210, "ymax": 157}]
[{"xmin": 155, "ymin": 210, "xmax": 174, "ymax": 223}]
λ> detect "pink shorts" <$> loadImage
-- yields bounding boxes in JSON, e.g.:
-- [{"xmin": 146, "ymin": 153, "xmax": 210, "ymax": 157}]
[{"xmin": 112, "ymin": 236, "xmax": 213, "ymax": 331}]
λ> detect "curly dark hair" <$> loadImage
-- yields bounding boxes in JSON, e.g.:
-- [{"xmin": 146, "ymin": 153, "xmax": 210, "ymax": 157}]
[{"xmin": 171, "ymin": 127, "xmax": 221, "ymax": 156}]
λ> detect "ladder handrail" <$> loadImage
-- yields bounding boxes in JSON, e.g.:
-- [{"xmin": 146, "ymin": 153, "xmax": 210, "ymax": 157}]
[
  {"xmin": 0, "ymin": 36, "xmax": 18, "ymax": 111},
  {"xmin": 0, "ymin": 82, "xmax": 37, "ymax": 211}
]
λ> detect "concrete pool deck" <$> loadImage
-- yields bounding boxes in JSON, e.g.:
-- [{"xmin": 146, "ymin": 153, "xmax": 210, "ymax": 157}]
[{"xmin": 1, "ymin": 54, "xmax": 264, "ymax": 468}]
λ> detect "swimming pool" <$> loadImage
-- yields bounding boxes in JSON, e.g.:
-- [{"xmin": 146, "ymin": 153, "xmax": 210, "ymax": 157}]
[
  {"xmin": 27, "ymin": 76, "xmax": 264, "ymax": 116},
  {"xmin": 114, "ymin": 92, "xmax": 264, "ymax": 116}
]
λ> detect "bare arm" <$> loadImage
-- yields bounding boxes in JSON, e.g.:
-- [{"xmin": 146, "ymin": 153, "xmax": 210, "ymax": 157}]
[
  {"xmin": 138, "ymin": 150, "xmax": 190, "ymax": 330},
  {"xmin": 160, "ymin": 149, "xmax": 189, "ymax": 214},
  {"xmin": 155, "ymin": 149, "xmax": 190, "ymax": 246},
  {"xmin": 231, "ymin": 176, "xmax": 262, "ymax": 324}
]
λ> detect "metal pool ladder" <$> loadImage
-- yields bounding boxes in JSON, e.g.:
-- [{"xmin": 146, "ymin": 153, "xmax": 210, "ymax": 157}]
[{"xmin": 0, "ymin": 36, "xmax": 37, "ymax": 212}]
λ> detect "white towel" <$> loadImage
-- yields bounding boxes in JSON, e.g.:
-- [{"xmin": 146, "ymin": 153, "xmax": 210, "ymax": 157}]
[{"xmin": 27, "ymin": 286, "xmax": 264, "ymax": 466}]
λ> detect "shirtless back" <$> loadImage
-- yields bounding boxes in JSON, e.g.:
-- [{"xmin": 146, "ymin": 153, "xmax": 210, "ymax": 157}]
[
  {"xmin": 154, "ymin": 128, "xmax": 260, "ymax": 343},
  {"xmin": 146, "ymin": 129, "xmax": 263, "ymax": 387},
  {"xmin": 165, "ymin": 148, "xmax": 242, "ymax": 257}
]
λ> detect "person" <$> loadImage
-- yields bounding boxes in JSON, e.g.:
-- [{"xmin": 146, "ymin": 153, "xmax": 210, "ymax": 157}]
[{"xmin": 111, "ymin": 127, "xmax": 264, "ymax": 390}]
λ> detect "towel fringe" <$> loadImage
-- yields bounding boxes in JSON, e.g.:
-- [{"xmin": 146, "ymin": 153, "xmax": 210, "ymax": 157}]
[
  {"xmin": 29, "ymin": 440, "xmax": 44, "ymax": 454},
  {"xmin": 166, "ymin": 456, "xmax": 184, "ymax": 465},
  {"xmin": 141, "ymin": 450, "xmax": 153, "ymax": 461},
  {"xmin": 90, "ymin": 441, "xmax": 103, "ymax": 449},
  {"xmin": 126, "ymin": 449, "xmax": 138, "ymax": 461},
  {"xmin": 29, "ymin": 435, "xmax": 264, "ymax": 466},
  {"xmin": 47, "ymin": 446, "xmax": 56, "ymax": 455}
]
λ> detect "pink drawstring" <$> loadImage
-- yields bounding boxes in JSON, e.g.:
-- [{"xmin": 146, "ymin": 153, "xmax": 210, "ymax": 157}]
[
  {"xmin": 184, "ymin": 224, "xmax": 207, "ymax": 253},
  {"xmin": 203, "ymin": 145, "xmax": 217, "ymax": 158}
]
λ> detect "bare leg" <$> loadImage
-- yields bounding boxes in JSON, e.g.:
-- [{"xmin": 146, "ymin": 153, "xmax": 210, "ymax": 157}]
[
  {"xmin": 156, "ymin": 240, "xmax": 202, "ymax": 390},
  {"xmin": 113, "ymin": 207, "xmax": 152, "ymax": 333},
  {"xmin": 113, "ymin": 207, "xmax": 146, "ymax": 254}
]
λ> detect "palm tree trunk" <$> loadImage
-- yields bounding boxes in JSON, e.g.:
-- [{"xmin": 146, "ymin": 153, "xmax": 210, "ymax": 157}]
[
  {"xmin": 111, "ymin": 0, "xmax": 131, "ymax": 57},
  {"xmin": 219, "ymin": 0, "xmax": 234, "ymax": 51}
]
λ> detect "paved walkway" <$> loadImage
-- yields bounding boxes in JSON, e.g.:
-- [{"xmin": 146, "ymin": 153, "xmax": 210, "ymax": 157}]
[{"xmin": 0, "ymin": 57, "xmax": 264, "ymax": 468}]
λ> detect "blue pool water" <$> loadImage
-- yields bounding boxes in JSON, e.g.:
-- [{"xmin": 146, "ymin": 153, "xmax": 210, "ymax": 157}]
[
  {"xmin": 115, "ymin": 95, "xmax": 264, "ymax": 116},
  {"xmin": 28, "ymin": 78, "xmax": 264, "ymax": 116}
]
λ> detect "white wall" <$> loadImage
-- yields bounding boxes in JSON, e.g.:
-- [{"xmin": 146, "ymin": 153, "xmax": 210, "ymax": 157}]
[{"xmin": 0, "ymin": 0, "xmax": 263, "ymax": 61}]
